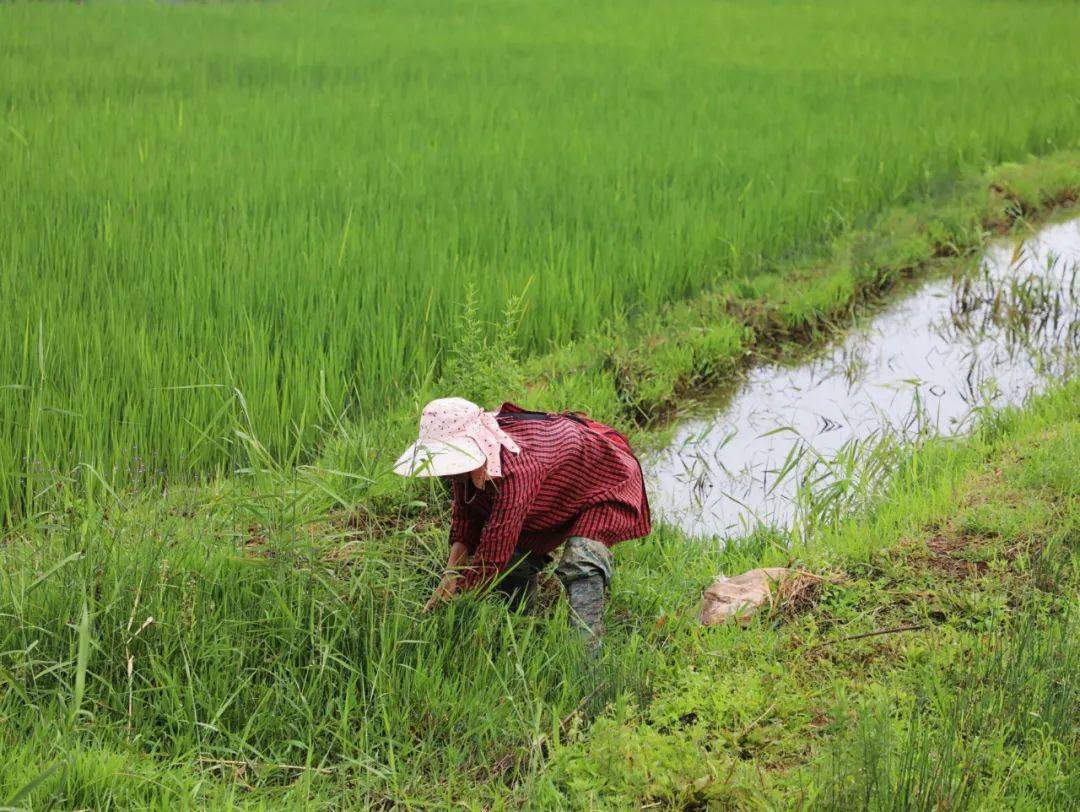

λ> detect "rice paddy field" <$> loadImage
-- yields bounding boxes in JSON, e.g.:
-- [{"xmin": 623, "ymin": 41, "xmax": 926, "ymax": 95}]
[
  {"xmin": 3, "ymin": 0, "xmax": 1080, "ymax": 521},
  {"xmin": 2, "ymin": 0, "xmax": 1080, "ymax": 808}
]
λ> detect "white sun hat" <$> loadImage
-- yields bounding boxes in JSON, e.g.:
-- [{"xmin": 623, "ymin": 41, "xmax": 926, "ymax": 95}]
[{"xmin": 393, "ymin": 397, "xmax": 521, "ymax": 478}]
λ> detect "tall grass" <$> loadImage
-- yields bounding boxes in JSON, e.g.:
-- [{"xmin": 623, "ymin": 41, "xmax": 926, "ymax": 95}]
[
  {"xmin": 0, "ymin": 486, "xmax": 659, "ymax": 806},
  {"xmin": 822, "ymin": 604, "xmax": 1078, "ymax": 810},
  {"xmin": 3, "ymin": 0, "xmax": 1080, "ymax": 520}
]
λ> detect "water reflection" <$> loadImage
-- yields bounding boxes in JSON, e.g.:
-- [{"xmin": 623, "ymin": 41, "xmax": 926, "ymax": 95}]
[{"xmin": 646, "ymin": 218, "xmax": 1079, "ymax": 538}]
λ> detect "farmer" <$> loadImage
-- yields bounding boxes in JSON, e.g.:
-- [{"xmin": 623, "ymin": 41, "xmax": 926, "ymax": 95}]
[{"xmin": 394, "ymin": 397, "xmax": 651, "ymax": 643}]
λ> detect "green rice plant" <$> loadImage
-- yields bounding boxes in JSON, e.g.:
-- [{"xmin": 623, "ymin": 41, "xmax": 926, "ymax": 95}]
[{"xmin": 3, "ymin": 0, "xmax": 1080, "ymax": 521}]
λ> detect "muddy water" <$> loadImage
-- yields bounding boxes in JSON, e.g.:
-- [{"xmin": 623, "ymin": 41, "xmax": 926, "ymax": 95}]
[{"xmin": 647, "ymin": 217, "xmax": 1079, "ymax": 538}]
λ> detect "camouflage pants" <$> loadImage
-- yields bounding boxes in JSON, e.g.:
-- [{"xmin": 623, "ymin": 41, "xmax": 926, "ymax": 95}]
[{"xmin": 496, "ymin": 537, "xmax": 613, "ymax": 643}]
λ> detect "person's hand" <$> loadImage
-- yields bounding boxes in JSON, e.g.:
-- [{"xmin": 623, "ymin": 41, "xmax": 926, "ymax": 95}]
[
  {"xmin": 424, "ymin": 541, "xmax": 469, "ymax": 612},
  {"xmin": 424, "ymin": 571, "xmax": 458, "ymax": 612}
]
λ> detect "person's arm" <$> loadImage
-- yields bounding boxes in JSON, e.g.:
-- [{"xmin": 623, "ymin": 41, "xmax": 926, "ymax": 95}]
[
  {"xmin": 424, "ymin": 483, "xmax": 481, "ymax": 612},
  {"xmin": 458, "ymin": 468, "xmax": 540, "ymax": 591},
  {"xmin": 424, "ymin": 540, "xmax": 470, "ymax": 612},
  {"xmin": 448, "ymin": 480, "xmax": 482, "ymax": 549}
]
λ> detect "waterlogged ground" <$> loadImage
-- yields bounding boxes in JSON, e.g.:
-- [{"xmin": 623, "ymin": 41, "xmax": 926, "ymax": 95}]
[{"xmin": 648, "ymin": 217, "xmax": 1079, "ymax": 536}]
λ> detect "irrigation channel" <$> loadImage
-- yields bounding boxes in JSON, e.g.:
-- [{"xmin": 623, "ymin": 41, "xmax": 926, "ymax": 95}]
[{"xmin": 646, "ymin": 217, "xmax": 1080, "ymax": 538}]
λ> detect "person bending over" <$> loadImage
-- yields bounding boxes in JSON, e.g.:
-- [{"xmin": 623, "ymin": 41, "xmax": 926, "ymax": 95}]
[{"xmin": 394, "ymin": 397, "xmax": 651, "ymax": 643}]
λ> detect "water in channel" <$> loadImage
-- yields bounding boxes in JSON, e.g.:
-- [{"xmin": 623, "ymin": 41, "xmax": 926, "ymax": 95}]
[{"xmin": 646, "ymin": 217, "xmax": 1080, "ymax": 538}]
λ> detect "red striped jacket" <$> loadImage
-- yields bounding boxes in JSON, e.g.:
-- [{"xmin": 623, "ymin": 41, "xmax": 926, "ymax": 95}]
[{"xmin": 450, "ymin": 404, "xmax": 651, "ymax": 589}]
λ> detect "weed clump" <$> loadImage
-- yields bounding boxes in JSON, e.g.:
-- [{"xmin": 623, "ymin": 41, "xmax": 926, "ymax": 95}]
[{"xmin": 438, "ymin": 285, "xmax": 529, "ymax": 409}]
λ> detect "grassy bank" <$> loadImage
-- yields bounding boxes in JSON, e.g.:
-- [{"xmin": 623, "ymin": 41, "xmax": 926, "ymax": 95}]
[
  {"xmin": 4, "ymin": 0, "xmax": 1080, "ymax": 521},
  {"xmin": 2, "ymin": 373, "xmax": 1075, "ymax": 808},
  {"xmin": 534, "ymin": 383, "xmax": 1079, "ymax": 809}
]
